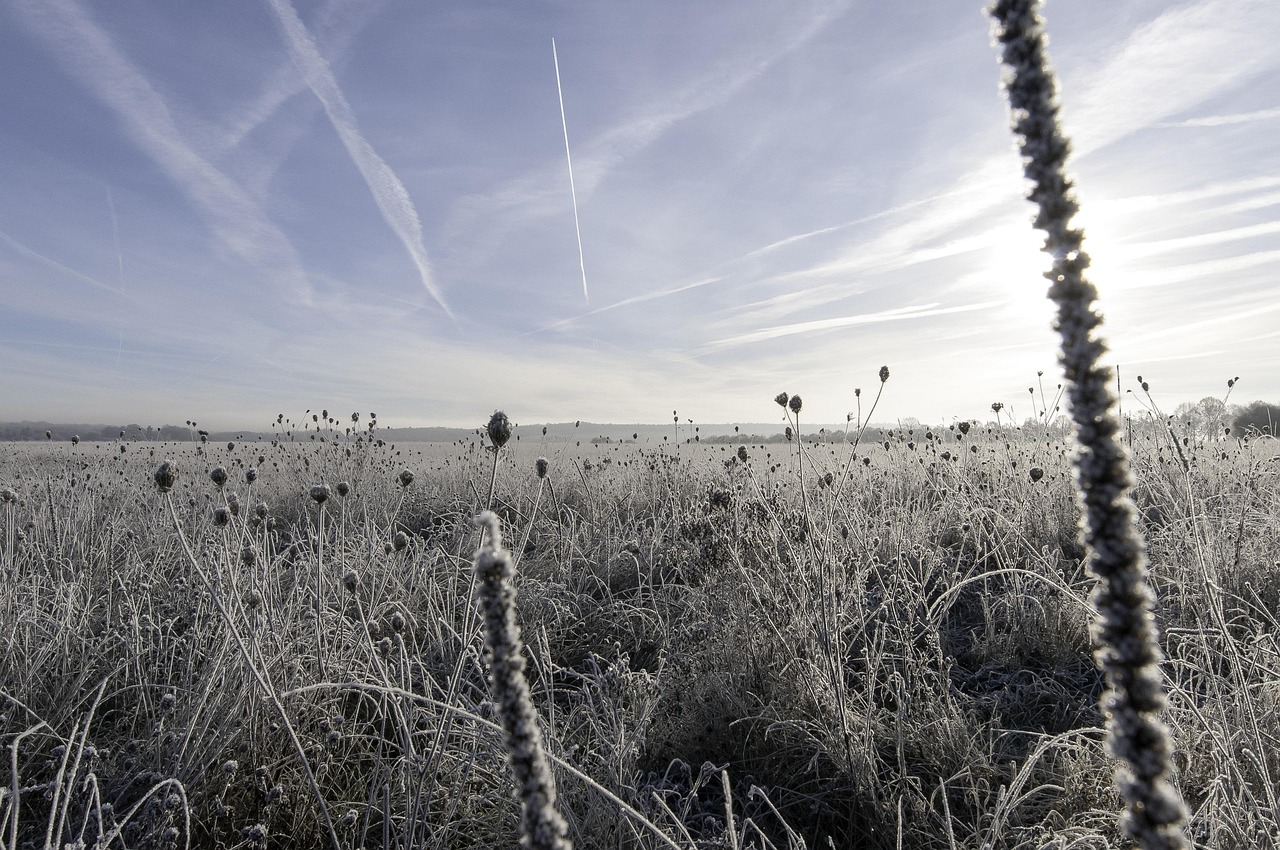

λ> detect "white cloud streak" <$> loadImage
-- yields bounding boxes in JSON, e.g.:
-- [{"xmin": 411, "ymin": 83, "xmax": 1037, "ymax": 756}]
[
  {"xmin": 699, "ymin": 300, "xmax": 1003, "ymax": 354},
  {"xmin": 1155, "ymin": 106, "xmax": 1280, "ymax": 128},
  {"xmin": 266, "ymin": 0, "xmax": 453, "ymax": 320},
  {"xmin": 1066, "ymin": 0, "xmax": 1280, "ymax": 156},
  {"xmin": 0, "ymin": 228, "xmax": 131, "ymax": 300},
  {"xmin": 13, "ymin": 0, "xmax": 316, "ymax": 302}
]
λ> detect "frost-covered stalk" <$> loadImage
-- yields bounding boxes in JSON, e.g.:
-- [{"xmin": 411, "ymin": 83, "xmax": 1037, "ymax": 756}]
[
  {"xmin": 988, "ymin": 2, "xmax": 1189, "ymax": 848},
  {"xmin": 473, "ymin": 511, "xmax": 573, "ymax": 850}
]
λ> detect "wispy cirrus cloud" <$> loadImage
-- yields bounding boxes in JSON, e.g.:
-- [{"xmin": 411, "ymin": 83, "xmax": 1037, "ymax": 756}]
[
  {"xmin": 266, "ymin": 0, "xmax": 452, "ymax": 319},
  {"xmin": 1065, "ymin": 0, "xmax": 1280, "ymax": 156},
  {"xmin": 12, "ymin": 0, "xmax": 316, "ymax": 302}
]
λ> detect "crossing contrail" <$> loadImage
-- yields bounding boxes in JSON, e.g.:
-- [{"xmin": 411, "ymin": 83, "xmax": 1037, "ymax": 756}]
[{"xmin": 553, "ymin": 38, "xmax": 588, "ymax": 304}]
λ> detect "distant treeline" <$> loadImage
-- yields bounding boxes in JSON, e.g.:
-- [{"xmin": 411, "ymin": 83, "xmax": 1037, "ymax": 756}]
[{"xmin": 3, "ymin": 402, "xmax": 1276, "ymax": 442}]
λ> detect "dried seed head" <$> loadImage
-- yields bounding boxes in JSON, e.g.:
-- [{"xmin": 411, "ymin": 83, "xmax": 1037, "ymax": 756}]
[
  {"xmin": 245, "ymin": 467, "xmax": 258, "ymax": 484},
  {"xmin": 737, "ymin": 446, "xmax": 748, "ymax": 462},
  {"xmin": 789, "ymin": 394, "xmax": 803, "ymax": 414},
  {"xmin": 1, "ymin": 487, "xmax": 17, "ymax": 504},
  {"xmin": 1029, "ymin": 467, "xmax": 1045, "ymax": 482},
  {"xmin": 213, "ymin": 506, "xmax": 231, "ymax": 527},
  {"xmin": 390, "ymin": 611, "xmax": 406, "ymax": 633},
  {"xmin": 254, "ymin": 501, "xmax": 269, "ymax": 519},
  {"xmin": 774, "ymin": 392, "xmax": 789, "ymax": 407},
  {"xmin": 393, "ymin": 530, "xmax": 410, "ymax": 552},
  {"xmin": 240, "ymin": 546, "xmax": 257, "ymax": 567},
  {"xmin": 535, "ymin": 458, "xmax": 548, "ymax": 479},
  {"xmin": 210, "ymin": 467, "xmax": 228, "ymax": 487},
  {"xmin": 336, "ymin": 481, "xmax": 351, "ymax": 497},
  {"xmin": 397, "ymin": 469, "xmax": 415, "ymax": 488},
  {"xmin": 342, "ymin": 570, "xmax": 359, "ymax": 593},
  {"xmin": 309, "ymin": 484, "xmax": 331, "ymax": 504},
  {"xmin": 879, "ymin": 365, "xmax": 890, "ymax": 383},
  {"xmin": 486, "ymin": 410, "xmax": 512, "ymax": 449}
]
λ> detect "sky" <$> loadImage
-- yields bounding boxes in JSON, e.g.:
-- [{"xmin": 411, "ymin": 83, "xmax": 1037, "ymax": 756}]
[{"xmin": 2, "ymin": 0, "xmax": 1278, "ymax": 430}]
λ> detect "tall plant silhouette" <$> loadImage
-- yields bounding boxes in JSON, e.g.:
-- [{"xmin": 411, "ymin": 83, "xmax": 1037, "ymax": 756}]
[{"xmin": 988, "ymin": 2, "xmax": 1190, "ymax": 848}]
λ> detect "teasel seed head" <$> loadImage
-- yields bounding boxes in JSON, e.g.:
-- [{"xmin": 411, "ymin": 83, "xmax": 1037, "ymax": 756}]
[
  {"xmin": 535, "ymin": 457, "xmax": 548, "ymax": 479},
  {"xmin": 487, "ymin": 410, "xmax": 512, "ymax": 449}
]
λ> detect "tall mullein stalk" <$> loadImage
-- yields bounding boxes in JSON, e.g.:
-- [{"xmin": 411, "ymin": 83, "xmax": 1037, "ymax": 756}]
[
  {"xmin": 472, "ymin": 511, "xmax": 573, "ymax": 850},
  {"xmin": 988, "ymin": 2, "xmax": 1190, "ymax": 848}
]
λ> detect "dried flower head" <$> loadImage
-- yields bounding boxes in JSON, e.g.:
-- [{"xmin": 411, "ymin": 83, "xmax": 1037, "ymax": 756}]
[
  {"xmin": 1029, "ymin": 467, "xmax": 1045, "ymax": 482},
  {"xmin": 309, "ymin": 484, "xmax": 331, "ymax": 505},
  {"xmin": 336, "ymin": 481, "xmax": 350, "ymax": 497},
  {"xmin": 393, "ymin": 530, "xmax": 410, "ymax": 552},
  {"xmin": 397, "ymin": 469, "xmax": 415, "ymax": 488},
  {"xmin": 342, "ymin": 570, "xmax": 359, "ymax": 593},
  {"xmin": 240, "ymin": 545, "xmax": 257, "ymax": 567},
  {"xmin": 789, "ymin": 394, "xmax": 803, "ymax": 414},
  {"xmin": 487, "ymin": 410, "xmax": 512, "ymax": 449},
  {"xmin": 879, "ymin": 365, "xmax": 890, "ymax": 383},
  {"xmin": 737, "ymin": 446, "xmax": 748, "ymax": 462},
  {"xmin": 213, "ymin": 506, "xmax": 231, "ymax": 527},
  {"xmin": 535, "ymin": 457, "xmax": 548, "ymax": 479},
  {"xmin": 245, "ymin": 467, "xmax": 258, "ymax": 484},
  {"xmin": 210, "ymin": 467, "xmax": 228, "ymax": 487},
  {"xmin": 774, "ymin": 392, "xmax": 789, "ymax": 408}
]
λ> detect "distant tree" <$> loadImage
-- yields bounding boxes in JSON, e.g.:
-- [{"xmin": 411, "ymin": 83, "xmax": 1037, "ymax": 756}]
[{"xmin": 1233, "ymin": 401, "xmax": 1280, "ymax": 437}]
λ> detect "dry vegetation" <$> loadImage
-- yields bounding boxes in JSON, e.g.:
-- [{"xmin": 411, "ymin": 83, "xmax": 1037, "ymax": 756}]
[{"xmin": 1, "ymin": 408, "xmax": 1277, "ymax": 849}]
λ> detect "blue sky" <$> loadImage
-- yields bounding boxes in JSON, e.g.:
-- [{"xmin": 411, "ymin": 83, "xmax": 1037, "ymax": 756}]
[{"xmin": 2, "ymin": 0, "xmax": 1277, "ymax": 430}]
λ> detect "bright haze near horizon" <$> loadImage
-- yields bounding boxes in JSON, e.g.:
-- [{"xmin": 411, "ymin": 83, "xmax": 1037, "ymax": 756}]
[{"xmin": 2, "ymin": 0, "xmax": 1278, "ymax": 431}]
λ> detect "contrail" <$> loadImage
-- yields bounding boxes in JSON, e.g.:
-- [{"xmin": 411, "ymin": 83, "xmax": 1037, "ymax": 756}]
[
  {"xmin": 553, "ymin": 38, "xmax": 588, "ymax": 304},
  {"xmin": 105, "ymin": 185, "xmax": 125, "ymax": 287},
  {"xmin": 267, "ymin": 0, "xmax": 453, "ymax": 320}
]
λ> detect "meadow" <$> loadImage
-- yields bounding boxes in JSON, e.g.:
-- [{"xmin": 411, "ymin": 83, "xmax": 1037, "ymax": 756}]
[{"xmin": 1, "ymin": 408, "xmax": 1277, "ymax": 850}]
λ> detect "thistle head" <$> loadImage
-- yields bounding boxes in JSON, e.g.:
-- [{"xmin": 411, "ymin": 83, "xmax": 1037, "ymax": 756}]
[
  {"xmin": 789, "ymin": 394, "xmax": 803, "ymax": 414},
  {"xmin": 774, "ymin": 392, "xmax": 789, "ymax": 408}
]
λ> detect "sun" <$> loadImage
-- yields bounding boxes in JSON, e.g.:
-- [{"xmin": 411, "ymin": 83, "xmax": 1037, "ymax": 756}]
[{"xmin": 983, "ymin": 220, "xmax": 1057, "ymax": 322}]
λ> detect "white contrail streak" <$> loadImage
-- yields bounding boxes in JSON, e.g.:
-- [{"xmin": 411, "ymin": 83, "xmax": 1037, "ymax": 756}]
[
  {"xmin": 553, "ymin": 38, "xmax": 589, "ymax": 304},
  {"xmin": 267, "ymin": 0, "xmax": 453, "ymax": 319},
  {"xmin": 105, "ymin": 185, "xmax": 125, "ymax": 287}
]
